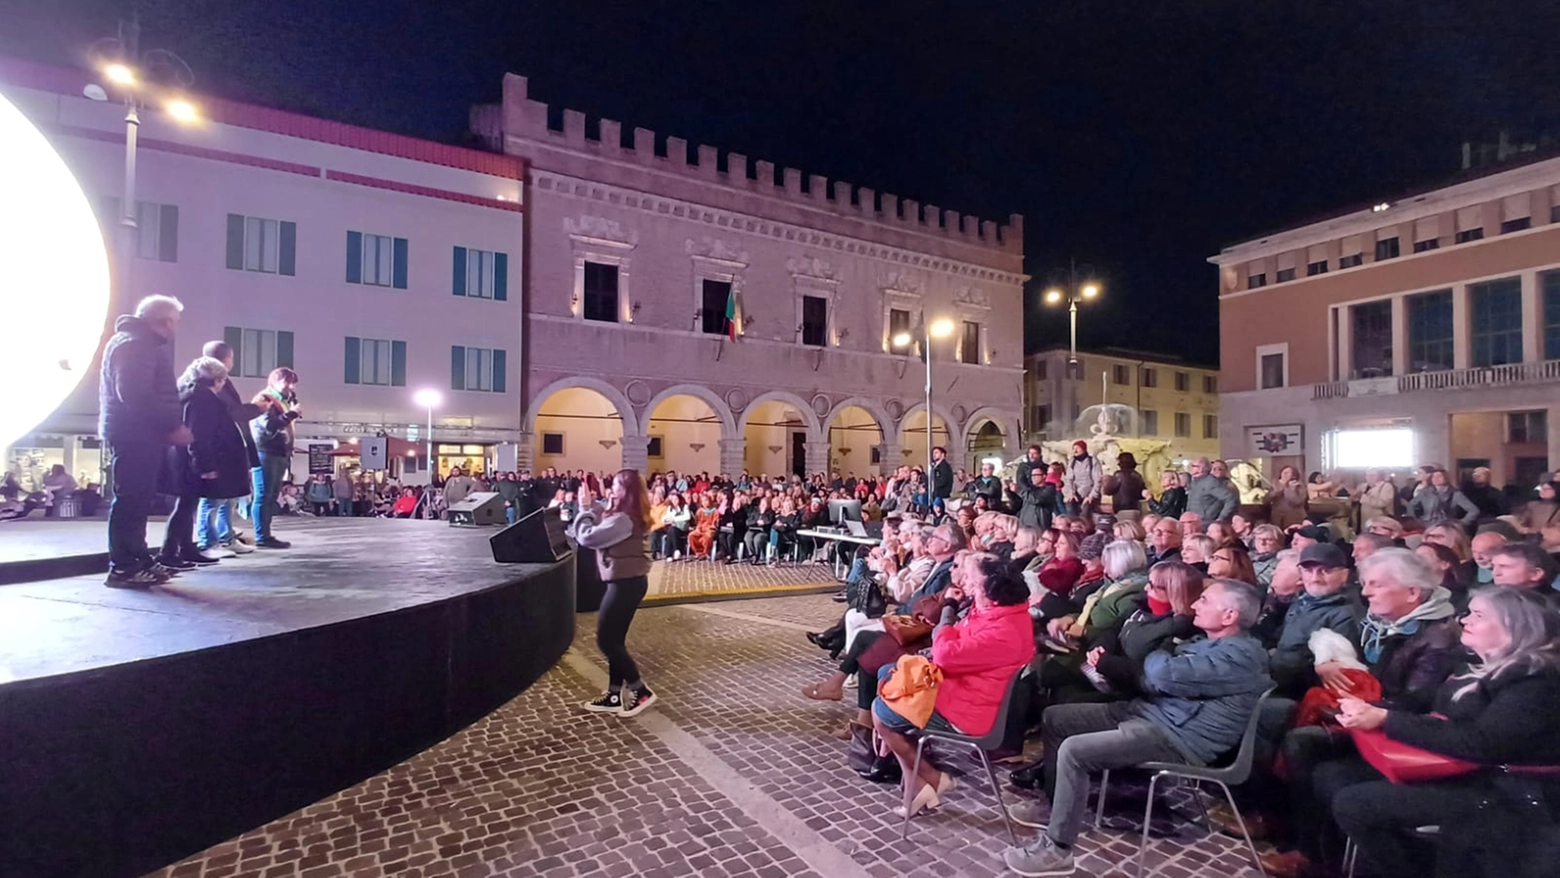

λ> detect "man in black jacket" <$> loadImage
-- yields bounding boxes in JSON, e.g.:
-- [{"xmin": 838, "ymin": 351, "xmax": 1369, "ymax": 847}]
[
  {"xmin": 249, "ymin": 367, "xmax": 300, "ymax": 549},
  {"xmin": 929, "ymin": 446, "xmax": 954, "ymax": 511},
  {"xmin": 99, "ymin": 295, "xmax": 188, "ymax": 587}
]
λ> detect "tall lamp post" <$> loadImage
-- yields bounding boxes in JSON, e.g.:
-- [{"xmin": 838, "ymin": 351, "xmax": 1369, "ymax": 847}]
[
  {"xmin": 894, "ymin": 316, "xmax": 955, "ymax": 493},
  {"xmin": 1042, "ymin": 259, "xmax": 1102, "ymax": 366},
  {"xmin": 84, "ymin": 18, "xmax": 200, "ymax": 284},
  {"xmin": 413, "ymin": 389, "xmax": 441, "ymax": 482}
]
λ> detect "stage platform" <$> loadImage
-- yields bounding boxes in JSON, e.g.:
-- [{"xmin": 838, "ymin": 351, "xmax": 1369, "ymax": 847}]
[{"xmin": 0, "ymin": 517, "xmax": 576, "ymax": 878}]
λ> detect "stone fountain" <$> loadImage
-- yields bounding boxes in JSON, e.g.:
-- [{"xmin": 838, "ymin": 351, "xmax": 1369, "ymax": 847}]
[{"xmin": 1037, "ymin": 403, "xmax": 1176, "ymax": 488}]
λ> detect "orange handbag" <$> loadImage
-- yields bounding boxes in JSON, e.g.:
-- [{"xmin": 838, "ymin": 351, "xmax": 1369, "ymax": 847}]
[{"xmin": 880, "ymin": 654, "xmax": 943, "ymax": 729}]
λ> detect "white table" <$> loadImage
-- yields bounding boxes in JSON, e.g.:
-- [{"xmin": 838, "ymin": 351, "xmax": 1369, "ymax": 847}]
[{"xmin": 797, "ymin": 528, "xmax": 881, "ymax": 579}]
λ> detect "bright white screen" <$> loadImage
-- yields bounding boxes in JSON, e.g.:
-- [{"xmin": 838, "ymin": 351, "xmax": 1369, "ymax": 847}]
[
  {"xmin": 0, "ymin": 90, "xmax": 111, "ymax": 449},
  {"xmin": 1333, "ymin": 428, "xmax": 1416, "ymax": 468}
]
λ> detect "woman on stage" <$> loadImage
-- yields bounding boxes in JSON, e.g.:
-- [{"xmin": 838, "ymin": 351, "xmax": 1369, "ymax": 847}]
[{"xmin": 573, "ymin": 469, "xmax": 658, "ymax": 717}]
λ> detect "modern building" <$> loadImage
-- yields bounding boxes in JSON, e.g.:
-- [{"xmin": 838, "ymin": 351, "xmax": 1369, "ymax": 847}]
[
  {"xmin": 2, "ymin": 59, "xmax": 1025, "ymax": 489},
  {"xmin": 1212, "ymin": 151, "xmax": 1560, "ymax": 491},
  {"xmin": 0, "ymin": 59, "xmax": 525, "ymax": 489},
  {"xmin": 1024, "ymin": 346, "xmax": 1221, "ymax": 463},
  {"xmin": 471, "ymin": 74, "xmax": 1026, "ymax": 477}
]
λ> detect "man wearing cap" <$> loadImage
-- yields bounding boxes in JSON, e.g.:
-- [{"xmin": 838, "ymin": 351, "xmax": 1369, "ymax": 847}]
[
  {"xmin": 1267, "ymin": 543, "xmax": 1363, "ymax": 696},
  {"xmin": 1288, "ymin": 523, "xmax": 1330, "ymax": 553}
]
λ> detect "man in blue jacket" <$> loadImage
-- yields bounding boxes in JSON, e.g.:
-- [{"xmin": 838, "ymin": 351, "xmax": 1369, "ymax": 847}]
[
  {"xmin": 99, "ymin": 295, "xmax": 189, "ymax": 587},
  {"xmin": 1004, "ymin": 578, "xmax": 1272, "ymax": 876}
]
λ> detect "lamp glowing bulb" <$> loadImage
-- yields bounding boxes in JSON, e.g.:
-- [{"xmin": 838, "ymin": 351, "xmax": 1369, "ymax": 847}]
[
  {"xmin": 1081, "ymin": 283, "xmax": 1100, "ymax": 299},
  {"xmin": 0, "ymin": 92, "xmax": 111, "ymax": 450},
  {"xmin": 413, "ymin": 389, "xmax": 442, "ymax": 408},
  {"xmin": 1044, "ymin": 288, "xmax": 1063, "ymax": 304},
  {"xmin": 166, "ymin": 99, "xmax": 198, "ymax": 123},
  {"xmin": 929, "ymin": 318, "xmax": 955, "ymax": 339},
  {"xmin": 104, "ymin": 63, "xmax": 136, "ymax": 86}
]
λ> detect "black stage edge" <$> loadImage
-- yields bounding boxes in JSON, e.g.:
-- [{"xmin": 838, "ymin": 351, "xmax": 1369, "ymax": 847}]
[{"xmin": 0, "ymin": 527, "xmax": 575, "ymax": 878}]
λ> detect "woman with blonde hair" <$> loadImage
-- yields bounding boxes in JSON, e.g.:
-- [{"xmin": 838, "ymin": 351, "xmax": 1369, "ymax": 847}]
[
  {"xmin": 1112, "ymin": 519, "xmax": 1146, "ymax": 543},
  {"xmin": 574, "ymin": 470, "xmax": 658, "ymax": 716}
]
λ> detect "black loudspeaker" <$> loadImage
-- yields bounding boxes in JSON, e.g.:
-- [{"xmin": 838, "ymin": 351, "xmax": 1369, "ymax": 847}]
[
  {"xmin": 490, "ymin": 506, "xmax": 573, "ymax": 563},
  {"xmin": 448, "ymin": 492, "xmax": 505, "ymax": 527}
]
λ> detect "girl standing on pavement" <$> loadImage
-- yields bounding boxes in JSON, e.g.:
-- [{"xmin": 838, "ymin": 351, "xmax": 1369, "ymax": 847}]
[{"xmin": 574, "ymin": 469, "xmax": 658, "ymax": 717}]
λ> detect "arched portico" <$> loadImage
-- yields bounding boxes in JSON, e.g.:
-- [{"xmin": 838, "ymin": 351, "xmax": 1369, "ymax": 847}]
[
  {"xmin": 825, "ymin": 398, "xmax": 892, "ymax": 480},
  {"xmin": 739, "ymin": 391, "xmax": 822, "ymax": 477},
  {"xmin": 524, "ymin": 376, "xmax": 640, "ymax": 472}
]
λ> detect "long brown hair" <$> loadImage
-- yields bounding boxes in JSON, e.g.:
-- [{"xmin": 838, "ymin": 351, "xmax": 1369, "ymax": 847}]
[{"xmin": 607, "ymin": 469, "xmax": 653, "ymax": 531}]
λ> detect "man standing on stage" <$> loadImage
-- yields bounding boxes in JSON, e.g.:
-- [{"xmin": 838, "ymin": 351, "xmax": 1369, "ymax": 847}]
[
  {"xmin": 194, "ymin": 340, "xmax": 261, "ymax": 555},
  {"xmin": 100, "ymin": 295, "xmax": 189, "ymax": 587},
  {"xmin": 250, "ymin": 367, "xmax": 300, "ymax": 549}
]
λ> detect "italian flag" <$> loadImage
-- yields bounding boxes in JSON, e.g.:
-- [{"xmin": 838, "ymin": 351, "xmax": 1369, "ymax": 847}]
[{"xmin": 725, "ymin": 287, "xmax": 739, "ymax": 341}]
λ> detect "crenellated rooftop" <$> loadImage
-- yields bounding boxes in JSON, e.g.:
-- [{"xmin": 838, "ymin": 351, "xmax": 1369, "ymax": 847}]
[{"xmin": 470, "ymin": 74, "xmax": 1023, "ymax": 259}]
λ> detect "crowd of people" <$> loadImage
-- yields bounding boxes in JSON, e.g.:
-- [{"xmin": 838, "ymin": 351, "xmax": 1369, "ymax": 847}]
[{"xmin": 793, "ymin": 448, "xmax": 1560, "ymax": 877}]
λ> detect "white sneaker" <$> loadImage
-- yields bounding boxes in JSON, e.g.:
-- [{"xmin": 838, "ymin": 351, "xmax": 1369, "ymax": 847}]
[{"xmin": 223, "ymin": 539, "xmax": 255, "ymax": 555}]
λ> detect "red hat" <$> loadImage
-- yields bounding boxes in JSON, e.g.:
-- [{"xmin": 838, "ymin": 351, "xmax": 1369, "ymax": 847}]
[{"xmin": 1072, "ymin": 440, "xmax": 1088, "ymax": 452}]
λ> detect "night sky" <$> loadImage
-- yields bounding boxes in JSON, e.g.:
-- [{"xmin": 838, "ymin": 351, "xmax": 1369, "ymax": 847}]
[{"xmin": 6, "ymin": 0, "xmax": 1559, "ymax": 367}]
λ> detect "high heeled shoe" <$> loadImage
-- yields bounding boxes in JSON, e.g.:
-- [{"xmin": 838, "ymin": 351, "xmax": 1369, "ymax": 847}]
[{"xmin": 892, "ymin": 783, "xmax": 940, "ymax": 819}]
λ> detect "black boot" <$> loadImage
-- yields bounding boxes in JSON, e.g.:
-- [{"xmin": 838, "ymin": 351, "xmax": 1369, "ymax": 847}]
[{"xmin": 1009, "ymin": 758, "xmax": 1046, "ymax": 790}]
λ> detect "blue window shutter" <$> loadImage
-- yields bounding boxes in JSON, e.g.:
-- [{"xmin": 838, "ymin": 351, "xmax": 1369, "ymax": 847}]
[
  {"xmin": 493, "ymin": 252, "xmax": 508, "ymax": 301},
  {"xmin": 344, "ymin": 337, "xmax": 361, "ymax": 384},
  {"xmin": 492, "ymin": 349, "xmax": 506, "ymax": 393},
  {"xmin": 392, "ymin": 237, "xmax": 409, "ymax": 289},
  {"xmin": 226, "ymin": 214, "xmax": 245, "ymax": 269},
  {"xmin": 452, "ymin": 247, "xmax": 467, "ymax": 296},
  {"xmin": 390, "ymin": 340, "xmax": 407, "ymax": 387},
  {"xmin": 345, "ymin": 231, "xmax": 362, "ymax": 284},
  {"xmin": 451, "ymin": 345, "xmax": 465, "ymax": 390},
  {"xmin": 276, "ymin": 331, "xmax": 294, "ymax": 369},
  {"xmin": 279, "ymin": 221, "xmax": 297, "ymax": 276},
  {"xmin": 159, "ymin": 205, "xmax": 178, "ymax": 263},
  {"xmin": 224, "ymin": 326, "xmax": 243, "ymax": 372}
]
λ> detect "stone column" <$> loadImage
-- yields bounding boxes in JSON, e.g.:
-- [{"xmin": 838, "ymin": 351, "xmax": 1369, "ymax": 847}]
[
  {"xmin": 515, "ymin": 431, "xmax": 535, "ymax": 473},
  {"xmin": 620, "ymin": 434, "xmax": 649, "ymax": 474},
  {"xmin": 718, "ymin": 438, "xmax": 746, "ymax": 478},
  {"xmin": 804, "ymin": 441, "xmax": 832, "ymax": 477},
  {"xmin": 877, "ymin": 442, "xmax": 901, "ymax": 477}
]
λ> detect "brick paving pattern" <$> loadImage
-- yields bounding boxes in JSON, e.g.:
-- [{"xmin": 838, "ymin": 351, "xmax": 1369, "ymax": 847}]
[
  {"xmin": 149, "ymin": 594, "xmax": 1264, "ymax": 878},
  {"xmin": 646, "ymin": 557, "xmax": 839, "ymax": 603}
]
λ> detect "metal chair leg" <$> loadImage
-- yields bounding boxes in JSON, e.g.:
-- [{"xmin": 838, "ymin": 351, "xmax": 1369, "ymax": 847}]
[
  {"xmin": 1190, "ymin": 780, "xmax": 1212, "ymax": 830},
  {"xmin": 901, "ymin": 737, "xmax": 926, "ymax": 840},
  {"xmin": 1095, "ymin": 769, "xmax": 1111, "ymax": 829},
  {"xmin": 1343, "ymin": 838, "xmax": 1358, "ymax": 878},
  {"xmin": 1212, "ymin": 780, "xmax": 1263, "ymax": 878},
  {"xmin": 976, "ymin": 747, "xmax": 1020, "ymax": 846},
  {"xmin": 1137, "ymin": 772, "xmax": 1162, "ymax": 878}
]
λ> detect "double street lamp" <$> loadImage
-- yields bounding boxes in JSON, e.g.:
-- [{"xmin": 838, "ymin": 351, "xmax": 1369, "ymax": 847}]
[
  {"xmin": 1042, "ymin": 260, "xmax": 1102, "ymax": 366},
  {"xmin": 894, "ymin": 316, "xmax": 955, "ymax": 493}
]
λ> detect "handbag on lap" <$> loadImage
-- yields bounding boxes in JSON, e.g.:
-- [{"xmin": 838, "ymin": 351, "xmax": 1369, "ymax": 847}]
[{"xmin": 1349, "ymin": 727, "xmax": 1479, "ymax": 784}]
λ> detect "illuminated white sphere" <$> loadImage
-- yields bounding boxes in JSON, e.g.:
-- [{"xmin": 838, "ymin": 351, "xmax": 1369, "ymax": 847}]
[{"xmin": 0, "ymin": 91, "xmax": 111, "ymax": 449}]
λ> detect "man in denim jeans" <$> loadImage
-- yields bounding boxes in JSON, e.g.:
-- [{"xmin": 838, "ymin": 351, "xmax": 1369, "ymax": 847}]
[
  {"xmin": 249, "ymin": 367, "xmax": 300, "ymax": 549},
  {"xmin": 194, "ymin": 340, "xmax": 261, "ymax": 555}
]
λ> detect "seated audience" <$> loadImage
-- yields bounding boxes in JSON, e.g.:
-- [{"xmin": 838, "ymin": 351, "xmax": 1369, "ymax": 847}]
[
  {"xmin": 1207, "ymin": 542, "xmax": 1258, "ymax": 587},
  {"xmin": 1268, "ymin": 543, "xmax": 1363, "ymax": 696}
]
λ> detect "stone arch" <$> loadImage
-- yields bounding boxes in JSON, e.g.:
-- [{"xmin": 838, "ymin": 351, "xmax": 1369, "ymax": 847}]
[
  {"xmin": 963, "ymin": 406, "xmax": 1021, "ymax": 469},
  {"xmin": 642, "ymin": 384, "xmax": 737, "ymax": 439},
  {"xmin": 524, "ymin": 376, "xmax": 639, "ymax": 437},
  {"xmin": 738, "ymin": 390, "xmax": 822, "ymax": 439},
  {"xmin": 825, "ymin": 397, "xmax": 893, "ymax": 440},
  {"xmin": 897, "ymin": 401, "xmax": 958, "ymax": 448}
]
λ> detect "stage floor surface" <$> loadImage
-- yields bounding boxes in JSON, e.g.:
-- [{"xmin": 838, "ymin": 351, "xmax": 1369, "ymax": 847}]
[{"xmin": 0, "ymin": 518, "xmax": 556, "ymax": 686}]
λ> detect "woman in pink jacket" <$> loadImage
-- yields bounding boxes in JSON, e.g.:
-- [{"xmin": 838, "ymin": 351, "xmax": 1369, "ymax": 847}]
[{"xmin": 872, "ymin": 555, "xmax": 1037, "ymax": 817}]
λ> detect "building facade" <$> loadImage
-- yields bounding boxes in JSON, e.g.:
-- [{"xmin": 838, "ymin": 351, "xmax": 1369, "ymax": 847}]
[
  {"xmin": 1212, "ymin": 153, "xmax": 1560, "ymax": 491},
  {"xmin": 471, "ymin": 74, "xmax": 1026, "ymax": 478},
  {"xmin": 1, "ymin": 59, "xmax": 525, "ymax": 488},
  {"xmin": 3, "ymin": 60, "xmax": 1025, "ymax": 489},
  {"xmin": 1024, "ymin": 346, "xmax": 1221, "ymax": 463}
]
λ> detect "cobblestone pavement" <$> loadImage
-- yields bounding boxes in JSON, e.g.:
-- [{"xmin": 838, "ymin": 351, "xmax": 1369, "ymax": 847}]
[
  {"xmin": 646, "ymin": 556, "xmax": 840, "ymax": 603},
  {"xmin": 148, "ymin": 595, "xmax": 1265, "ymax": 878}
]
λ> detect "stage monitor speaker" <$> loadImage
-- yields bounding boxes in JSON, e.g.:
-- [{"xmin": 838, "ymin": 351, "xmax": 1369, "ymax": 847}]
[
  {"xmin": 490, "ymin": 506, "xmax": 573, "ymax": 563},
  {"xmin": 448, "ymin": 491, "xmax": 505, "ymax": 527}
]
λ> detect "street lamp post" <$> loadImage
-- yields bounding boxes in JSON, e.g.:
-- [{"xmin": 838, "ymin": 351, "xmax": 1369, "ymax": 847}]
[
  {"xmin": 413, "ymin": 390, "xmax": 441, "ymax": 482},
  {"xmin": 1042, "ymin": 258, "xmax": 1102, "ymax": 365},
  {"xmin": 894, "ymin": 316, "xmax": 955, "ymax": 502}
]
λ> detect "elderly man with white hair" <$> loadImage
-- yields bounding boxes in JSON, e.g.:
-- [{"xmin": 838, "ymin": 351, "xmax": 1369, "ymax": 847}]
[{"xmin": 99, "ymin": 295, "xmax": 189, "ymax": 588}]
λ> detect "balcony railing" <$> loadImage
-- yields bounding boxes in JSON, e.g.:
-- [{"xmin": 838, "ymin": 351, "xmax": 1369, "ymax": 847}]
[{"xmin": 1311, "ymin": 358, "xmax": 1560, "ymax": 400}]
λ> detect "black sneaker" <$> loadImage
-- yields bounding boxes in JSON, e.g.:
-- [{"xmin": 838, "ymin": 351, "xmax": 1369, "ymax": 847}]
[
  {"xmin": 157, "ymin": 556, "xmax": 198, "ymax": 571},
  {"xmin": 106, "ymin": 567, "xmax": 163, "ymax": 588},
  {"xmin": 583, "ymin": 691, "xmax": 622, "ymax": 714},
  {"xmin": 179, "ymin": 551, "xmax": 222, "ymax": 565},
  {"xmin": 148, "ymin": 561, "xmax": 181, "ymax": 578},
  {"xmin": 621, "ymin": 685, "xmax": 657, "ymax": 718},
  {"xmin": 256, "ymin": 537, "xmax": 291, "ymax": 549}
]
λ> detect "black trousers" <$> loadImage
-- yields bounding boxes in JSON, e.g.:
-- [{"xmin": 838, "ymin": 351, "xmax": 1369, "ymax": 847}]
[
  {"xmin": 107, "ymin": 440, "xmax": 163, "ymax": 570},
  {"xmin": 161, "ymin": 491, "xmax": 201, "ymax": 559},
  {"xmin": 597, "ymin": 575, "xmax": 649, "ymax": 688}
]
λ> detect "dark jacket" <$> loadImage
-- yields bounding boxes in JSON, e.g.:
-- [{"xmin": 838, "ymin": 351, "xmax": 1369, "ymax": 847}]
[
  {"xmin": 1461, "ymin": 482, "xmax": 1509, "ymax": 520},
  {"xmin": 251, "ymin": 391, "xmax": 299, "ymax": 457},
  {"xmin": 1104, "ymin": 468, "xmax": 1146, "ymax": 514},
  {"xmin": 1093, "ymin": 596, "xmax": 1199, "ymax": 693},
  {"xmin": 1149, "ymin": 486, "xmax": 1187, "ymax": 518},
  {"xmin": 1186, "ymin": 474, "xmax": 1239, "ymax": 521},
  {"xmin": 1363, "ymin": 607, "xmax": 1466, "ymax": 714},
  {"xmin": 1129, "ymin": 633, "xmax": 1274, "ymax": 764},
  {"xmin": 1271, "ymin": 589, "xmax": 1364, "ymax": 694},
  {"xmin": 970, "ymin": 475, "xmax": 1004, "ymax": 507},
  {"xmin": 217, "ymin": 379, "xmax": 263, "ymax": 468},
  {"xmin": 931, "ymin": 459, "xmax": 954, "ymax": 500},
  {"xmin": 162, "ymin": 382, "xmax": 251, "ymax": 499},
  {"xmin": 1384, "ymin": 665, "xmax": 1560, "ymax": 766},
  {"xmin": 98, "ymin": 315, "xmax": 182, "ymax": 446},
  {"xmin": 1018, "ymin": 481, "xmax": 1057, "ymax": 529},
  {"xmin": 1015, "ymin": 457, "xmax": 1045, "ymax": 493},
  {"xmin": 903, "ymin": 556, "xmax": 956, "ymax": 609}
]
